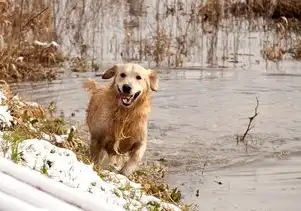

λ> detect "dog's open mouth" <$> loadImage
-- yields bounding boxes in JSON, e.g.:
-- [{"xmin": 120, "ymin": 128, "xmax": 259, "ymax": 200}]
[{"xmin": 118, "ymin": 87, "xmax": 141, "ymax": 107}]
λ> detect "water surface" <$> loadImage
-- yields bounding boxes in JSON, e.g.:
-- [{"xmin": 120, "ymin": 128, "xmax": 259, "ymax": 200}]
[{"xmin": 11, "ymin": 59, "xmax": 301, "ymax": 210}]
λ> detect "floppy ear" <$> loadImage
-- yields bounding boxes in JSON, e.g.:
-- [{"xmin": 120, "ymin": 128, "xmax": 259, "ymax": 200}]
[
  {"xmin": 102, "ymin": 65, "xmax": 118, "ymax": 79},
  {"xmin": 149, "ymin": 69, "xmax": 159, "ymax": 92}
]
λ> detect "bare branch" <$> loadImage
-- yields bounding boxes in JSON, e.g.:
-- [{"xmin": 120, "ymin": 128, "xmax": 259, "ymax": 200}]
[
  {"xmin": 201, "ymin": 160, "xmax": 208, "ymax": 176},
  {"xmin": 236, "ymin": 97, "xmax": 259, "ymax": 152}
]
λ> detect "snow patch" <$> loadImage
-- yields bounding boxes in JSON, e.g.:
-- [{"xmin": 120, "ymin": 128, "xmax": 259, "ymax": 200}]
[
  {"xmin": 0, "ymin": 105, "xmax": 13, "ymax": 128},
  {"xmin": 1, "ymin": 138, "xmax": 180, "ymax": 211}
]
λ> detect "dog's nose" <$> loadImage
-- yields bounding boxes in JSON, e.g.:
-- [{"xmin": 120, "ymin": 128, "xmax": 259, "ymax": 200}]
[{"xmin": 122, "ymin": 84, "xmax": 131, "ymax": 94}]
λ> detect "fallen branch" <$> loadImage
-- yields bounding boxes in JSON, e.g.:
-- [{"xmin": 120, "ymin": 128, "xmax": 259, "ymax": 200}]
[{"xmin": 236, "ymin": 97, "xmax": 259, "ymax": 151}]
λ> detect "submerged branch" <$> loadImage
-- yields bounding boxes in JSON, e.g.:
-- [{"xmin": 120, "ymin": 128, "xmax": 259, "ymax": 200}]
[{"xmin": 236, "ymin": 97, "xmax": 259, "ymax": 152}]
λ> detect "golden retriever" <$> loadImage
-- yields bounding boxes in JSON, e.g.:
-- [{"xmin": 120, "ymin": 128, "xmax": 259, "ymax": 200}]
[{"xmin": 83, "ymin": 63, "xmax": 159, "ymax": 176}]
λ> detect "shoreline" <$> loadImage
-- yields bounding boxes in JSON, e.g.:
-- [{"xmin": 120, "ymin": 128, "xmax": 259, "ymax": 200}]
[{"xmin": 0, "ymin": 81, "xmax": 189, "ymax": 211}]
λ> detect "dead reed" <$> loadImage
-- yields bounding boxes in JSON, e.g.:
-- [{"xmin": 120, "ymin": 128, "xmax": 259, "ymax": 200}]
[
  {"xmin": 0, "ymin": 0, "xmax": 64, "ymax": 82},
  {"xmin": 247, "ymin": 0, "xmax": 301, "ymax": 19},
  {"xmin": 294, "ymin": 43, "xmax": 301, "ymax": 60},
  {"xmin": 2, "ymin": 0, "xmax": 301, "ymax": 80}
]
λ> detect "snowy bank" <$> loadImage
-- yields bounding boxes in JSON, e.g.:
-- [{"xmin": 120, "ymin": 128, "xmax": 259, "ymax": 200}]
[
  {"xmin": 0, "ymin": 85, "xmax": 182, "ymax": 211},
  {"xmin": 0, "ymin": 158, "xmax": 123, "ymax": 211},
  {"xmin": 1, "ymin": 139, "xmax": 180, "ymax": 211}
]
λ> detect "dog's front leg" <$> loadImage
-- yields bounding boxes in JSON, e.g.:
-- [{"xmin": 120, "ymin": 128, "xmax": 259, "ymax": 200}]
[
  {"xmin": 90, "ymin": 135, "xmax": 108, "ymax": 169},
  {"xmin": 119, "ymin": 141, "xmax": 147, "ymax": 176}
]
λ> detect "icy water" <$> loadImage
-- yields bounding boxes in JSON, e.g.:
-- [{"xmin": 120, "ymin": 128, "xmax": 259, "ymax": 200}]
[{"xmin": 10, "ymin": 58, "xmax": 301, "ymax": 211}]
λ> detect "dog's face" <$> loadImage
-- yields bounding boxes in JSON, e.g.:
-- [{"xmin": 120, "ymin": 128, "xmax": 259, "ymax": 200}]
[{"xmin": 102, "ymin": 63, "xmax": 159, "ymax": 108}]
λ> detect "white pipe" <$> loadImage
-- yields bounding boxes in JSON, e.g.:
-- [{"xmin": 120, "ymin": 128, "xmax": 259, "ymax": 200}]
[
  {"xmin": 0, "ymin": 172, "xmax": 83, "ymax": 211},
  {"xmin": 0, "ymin": 158, "xmax": 124, "ymax": 211},
  {"xmin": 0, "ymin": 190, "xmax": 47, "ymax": 211}
]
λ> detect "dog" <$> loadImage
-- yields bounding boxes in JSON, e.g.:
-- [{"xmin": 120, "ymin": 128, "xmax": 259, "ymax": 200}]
[{"xmin": 83, "ymin": 63, "xmax": 159, "ymax": 176}]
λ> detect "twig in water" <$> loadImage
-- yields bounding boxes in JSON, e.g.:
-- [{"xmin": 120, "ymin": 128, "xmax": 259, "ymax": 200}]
[
  {"xmin": 214, "ymin": 180, "xmax": 222, "ymax": 185},
  {"xmin": 201, "ymin": 160, "xmax": 208, "ymax": 176},
  {"xmin": 236, "ymin": 97, "xmax": 259, "ymax": 152},
  {"xmin": 195, "ymin": 189, "xmax": 199, "ymax": 197}
]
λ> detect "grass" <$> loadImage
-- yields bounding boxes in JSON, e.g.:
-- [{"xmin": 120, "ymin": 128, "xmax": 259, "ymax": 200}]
[
  {"xmin": 39, "ymin": 117, "xmax": 67, "ymax": 135},
  {"xmin": 40, "ymin": 162, "xmax": 49, "ymax": 176},
  {"xmin": 10, "ymin": 142, "xmax": 22, "ymax": 164},
  {"xmin": 146, "ymin": 201, "xmax": 161, "ymax": 211},
  {"xmin": 128, "ymin": 163, "xmax": 193, "ymax": 210}
]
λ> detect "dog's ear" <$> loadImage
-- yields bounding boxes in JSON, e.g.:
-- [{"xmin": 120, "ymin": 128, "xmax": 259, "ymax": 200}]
[
  {"xmin": 102, "ymin": 65, "xmax": 118, "ymax": 79},
  {"xmin": 149, "ymin": 69, "xmax": 159, "ymax": 92}
]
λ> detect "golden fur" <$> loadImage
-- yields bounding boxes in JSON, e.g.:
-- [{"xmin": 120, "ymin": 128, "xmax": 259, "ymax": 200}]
[{"xmin": 83, "ymin": 63, "xmax": 158, "ymax": 176}]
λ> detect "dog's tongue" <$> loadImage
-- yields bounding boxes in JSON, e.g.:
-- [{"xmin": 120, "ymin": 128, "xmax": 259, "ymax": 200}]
[
  {"xmin": 119, "ymin": 93, "xmax": 132, "ymax": 104},
  {"xmin": 122, "ymin": 97, "xmax": 131, "ymax": 104}
]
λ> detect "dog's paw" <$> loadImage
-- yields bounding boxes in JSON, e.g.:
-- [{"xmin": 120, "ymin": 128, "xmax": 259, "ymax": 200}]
[
  {"xmin": 106, "ymin": 165, "xmax": 120, "ymax": 174},
  {"xmin": 119, "ymin": 166, "xmax": 135, "ymax": 177}
]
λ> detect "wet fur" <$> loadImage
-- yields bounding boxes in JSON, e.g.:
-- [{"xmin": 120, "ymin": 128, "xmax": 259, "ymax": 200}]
[{"xmin": 83, "ymin": 64, "xmax": 158, "ymax": 176}]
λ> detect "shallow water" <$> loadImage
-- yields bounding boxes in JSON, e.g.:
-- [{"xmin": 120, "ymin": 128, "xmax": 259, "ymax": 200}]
[
  {"xmin": 169, "ymin": 155, "xmax": 301, "ymax": 211},
  {"xmin": 10, "ymin": 57, "xmax": 301, "ymax": 210}
]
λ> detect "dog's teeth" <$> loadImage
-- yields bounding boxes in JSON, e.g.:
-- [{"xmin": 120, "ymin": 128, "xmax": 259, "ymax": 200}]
[
  {"xmin": 122, "ymin": 98, "xmax": 131, "ymax": 104},
  {"xmin": 121, "ymin": 94, "xmax": 134, "ymax": 105}
]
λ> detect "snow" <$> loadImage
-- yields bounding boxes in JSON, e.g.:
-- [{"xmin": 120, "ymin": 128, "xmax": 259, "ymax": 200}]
[
  {"xmin": 33, "ymin": 40, "xmax": 59, "ymax": 48},
  {"xmin": 0, "ymin": 158, "xmax": 123, "ymax": 211},
  {"xmin": 0, "ymin": 190, "xmax": 50, "ymax": 211},
  {"xmin": 0, "ymin": 91, "xmax": 6, "ymax": 103},
  {"xmin": 0, "ymin": 90, "xmax": 181, "ymax": 211},
  {"xmin": 0, "ymin": 91, "xmax": 12, "ymax": 128},
  {"xmin": 12, "ymin": 139, "xmax": 180, "ymax": 210},
  {"xmin": 0, "ymin": 139, "xmax": 180, "ymax": 210},
  {"xmin": 0, "ymin": 170, "xmax": 84, "ymax": 211},
  {"xmin": 0, "ymin": 105, "xmax": 13, "ymax": 127}
]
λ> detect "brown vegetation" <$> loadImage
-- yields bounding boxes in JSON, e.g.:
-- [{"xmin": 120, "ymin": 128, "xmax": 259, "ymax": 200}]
[
  {"xmin": 0, "ymin": 0, "xmax": 65, "ymax": 82},
  {"xmin": 261, "ymin": 43, "xmax": 286, "ymax": 68},
  {"xmin": 247, "ymin": 0, "xmax": 301, "ymax": 19},
  {"xmin": 290, "ymin": 41, "xmax": 301, "ymax": 60},
  {"xmin": 200, "ymin": 0, "xmax": 301, "ymax": 30},
  {"xmin": 198, "ymin": 0, "xmax": 301, "ymax": 67},
  {"xmin": 1, "ymin": 0, "xmax": 301, "ymax": 81}
]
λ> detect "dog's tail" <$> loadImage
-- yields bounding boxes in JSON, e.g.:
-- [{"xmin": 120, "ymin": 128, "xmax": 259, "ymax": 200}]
[{"xmin": 83, "ymin": 79, "xmax": 101, "ymax": 96}]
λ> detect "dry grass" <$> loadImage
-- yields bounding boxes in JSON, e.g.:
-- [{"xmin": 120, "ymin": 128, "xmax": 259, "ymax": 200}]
[
  {"xmin": 129, "ymin": 163, "xmax": 185, "ymax": 206},
  {"xmin": 225, "ymin": 0, "xmax": 301, "ymax": 31},
  {"xmin": 0, "ymin": 0, "xmax": 65, "ymax": 82},
  {"xmin": 2, "ymin": 0, "xmax": 301, "ymax": 80},
  {"xmin": 199, "ymin": 0, "xmax": 301, "ymax": 30},
  {"xmin": 289, "ymin": 40, "xmax": 301, "ymax": 60},
  {"xmin": 121, "ymin": 0, "xmax": 301, "ymax": 67},
  {"xmin": 261, "ymin": 43, "xmax": 285, "ymax": 62},
  {"xmin": 247, "ymin": 0, "xmax": 301, "ymax": 19},
  {"xmin": 195, "ymin": 0, "xmax": 301, "ymax": 66},
  {"xmin": 295, "ymin": 46, "xmax": 301, "ymax": 60}
]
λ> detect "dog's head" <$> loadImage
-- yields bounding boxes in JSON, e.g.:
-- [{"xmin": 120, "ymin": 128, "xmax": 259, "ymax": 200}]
[{"xmin": 102, "ymin": 63, "xmax": 159, "ymax": 108}]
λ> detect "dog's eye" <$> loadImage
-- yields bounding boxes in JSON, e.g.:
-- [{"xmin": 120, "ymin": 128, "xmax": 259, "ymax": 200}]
[
  {"xmin": 136, "ymin": 75, "xmax": 142, "ymax": 80},
  {"xmin": 120, "ymin": 73, "xmax": 126, "ymax": 78}
]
